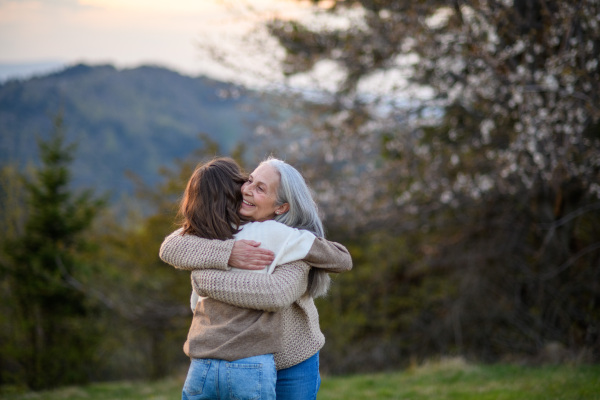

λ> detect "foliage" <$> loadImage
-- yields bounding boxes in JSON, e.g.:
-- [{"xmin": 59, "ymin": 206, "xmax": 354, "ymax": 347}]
[
  {"xmin": 2, "ymin": 1, "xmax": 599, "ymax": 383},
  {"xmin": 79, "ymin": 134, "xmax": 249, "ymax": 381},
  {"xmin": 0, "ymin": 108, "xmax": 254, "ymax": 388},
  {"xmin": 0, "ymin": 114, "xmax": 106, "ymax": 389},
  {"xmin": 254, "ymin": 0, "xmax": 600, "ymax": 368},
  {"xmin": 2, "ymin": 361, "xmax": 599, "ymax": 400}
]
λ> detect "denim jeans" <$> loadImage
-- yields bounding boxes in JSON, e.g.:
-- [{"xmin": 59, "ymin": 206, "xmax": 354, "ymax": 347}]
[
  {"xmin": 182, "ymin": 354, "xmax": 276, "ymax": 400},
  {"xmin": 276, "ymin": 352, "xmax": 321, "ymax": 400}
]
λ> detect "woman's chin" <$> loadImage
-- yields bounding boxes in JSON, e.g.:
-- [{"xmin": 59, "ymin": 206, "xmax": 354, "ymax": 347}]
[{"xmin": 239, "ymin": 209, "xmax": 253, "ymax": 219}]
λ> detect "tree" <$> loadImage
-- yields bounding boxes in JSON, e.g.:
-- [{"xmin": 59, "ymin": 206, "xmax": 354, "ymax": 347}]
[
  {"xmin": 246, "ymin": 0, "xmax": 600, "ymax": 369},
  {"xmin": 0, "ymin": 114, "xmax": 106, "ymax": 389}
]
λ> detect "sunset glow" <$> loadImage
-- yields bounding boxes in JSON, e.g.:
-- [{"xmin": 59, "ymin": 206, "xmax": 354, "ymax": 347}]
[{"xmin": 0, "ymin": 0, "xmax": 313, "ymax": 82}]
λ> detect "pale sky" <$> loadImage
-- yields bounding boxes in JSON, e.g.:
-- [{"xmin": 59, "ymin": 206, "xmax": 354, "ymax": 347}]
[
  {"xmin": 0, "ymin": 0, "xmax": 426, "ymax": 97},
  {"xmin": 0, "ymin": 0, "xmax": 315, "ymax": 84}
]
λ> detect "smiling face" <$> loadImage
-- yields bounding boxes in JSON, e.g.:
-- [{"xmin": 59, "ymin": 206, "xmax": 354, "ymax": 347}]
[{"xmin": 239, "ymin": 163, "xmax": 289, "ymax": 221}]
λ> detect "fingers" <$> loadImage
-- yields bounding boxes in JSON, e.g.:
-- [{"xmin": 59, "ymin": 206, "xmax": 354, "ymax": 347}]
[
  {"xmin": 238, "ymin": 239, "xmax": 261, "ymax": 247},
  {"xmin": 229, "ymin": 240, "xmax": 275, "ymax": 270},
  {"xmin": 242, "ymin": 248, "xmax": 275, "ymax": 270}
]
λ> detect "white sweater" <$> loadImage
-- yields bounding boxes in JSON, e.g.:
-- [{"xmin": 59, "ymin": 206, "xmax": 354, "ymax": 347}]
[{"xmin": 189, "ymin": 220, "xmax": 317, "ymax": 310}]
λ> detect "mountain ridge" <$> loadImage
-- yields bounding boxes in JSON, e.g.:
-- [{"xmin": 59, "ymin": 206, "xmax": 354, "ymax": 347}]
[{"xmin": 0, "ymin": 63, "xmax": 266, "ymax": 198}]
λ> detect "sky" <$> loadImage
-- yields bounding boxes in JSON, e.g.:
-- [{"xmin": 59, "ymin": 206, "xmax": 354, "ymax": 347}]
[
  {"xmin": 0, "ymin": 0, "xmax": 426, "ymax": 97},
  {"xmin": 0, "ymin": 0, "xmax": 315, "ymax": 85}
]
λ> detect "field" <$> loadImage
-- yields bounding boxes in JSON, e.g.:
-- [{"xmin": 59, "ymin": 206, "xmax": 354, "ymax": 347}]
[{"xmin": 2, "ymin": 359, "xmax": 599, "ymax": 400}]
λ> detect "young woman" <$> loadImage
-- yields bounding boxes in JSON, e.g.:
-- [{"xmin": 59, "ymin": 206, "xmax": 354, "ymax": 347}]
[{"xmin": 162, "ymin": 157, "xmax": 352, "ymax": 400}]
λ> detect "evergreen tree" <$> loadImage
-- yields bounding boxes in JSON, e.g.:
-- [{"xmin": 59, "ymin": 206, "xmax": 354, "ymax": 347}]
[{"xmin": 1, "ymin": 114, "xmax": 105, "ymax": 389}]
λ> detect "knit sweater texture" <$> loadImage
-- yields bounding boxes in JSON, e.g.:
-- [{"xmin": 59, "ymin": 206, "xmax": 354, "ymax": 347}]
[{"xmin": 159, "ymin": 223, "xmax": 352, "ymax": 369}]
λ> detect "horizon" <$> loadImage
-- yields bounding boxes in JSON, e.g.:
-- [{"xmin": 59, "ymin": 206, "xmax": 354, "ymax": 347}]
[
  {"xmin": 0, "ymin": 60, "xmax": 222, "ymax": 84},
  {"xmin": 0, "ymin": 0, "xmax": 315, "ymax": 86}
]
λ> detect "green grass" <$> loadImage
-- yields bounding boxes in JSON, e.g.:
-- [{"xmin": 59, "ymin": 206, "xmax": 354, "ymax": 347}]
[
  {"xmin": 2, "ymin": 359, "xmax": 599, "ymax": 400},
  {"xmin": 0, "ymin": 377, "xmax": 184, "ymax": 400},
  {"xmin": 318, "ymin": 358, "xmax": 600, "ymax": 400},
  {"xmin": 0, "ymin": 378, "xmax": 183, "ymax": 400}
]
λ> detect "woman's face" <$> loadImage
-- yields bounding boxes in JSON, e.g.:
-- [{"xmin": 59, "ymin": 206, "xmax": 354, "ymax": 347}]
[{"xmin": 239, "ymin": 163, "xmax": 289, "ymax": 221}]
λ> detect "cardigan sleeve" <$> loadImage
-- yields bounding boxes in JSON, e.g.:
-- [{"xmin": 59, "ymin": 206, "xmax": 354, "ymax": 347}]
[
  {"xmin": 304, "ymin": 238, "xmax": 353, "ymax": 273},
  {"xmin": 191, "ymin": 261, "xmax": 310, "ymax": 312},
  {"xmin": 159, "ymin": 228, "xmax": 234, "ymax": 271},
  {"xmin": 160, "ymin": 228, "xmax": 352, "ymax": 274}
]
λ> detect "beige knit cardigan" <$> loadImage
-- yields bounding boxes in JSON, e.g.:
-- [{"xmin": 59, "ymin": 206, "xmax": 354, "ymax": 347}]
[{"xmin": 159, "ymin": 232, "xmax": 352, "ymax": 369}]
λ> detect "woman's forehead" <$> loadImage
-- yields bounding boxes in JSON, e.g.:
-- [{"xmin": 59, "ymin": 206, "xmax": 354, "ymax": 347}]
[{"xmin": 251, "ymin": 164, "xmax": 279, "ymax": 185}]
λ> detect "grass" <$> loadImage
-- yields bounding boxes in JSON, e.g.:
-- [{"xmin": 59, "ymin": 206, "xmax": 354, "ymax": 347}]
[
  {"xmin": 318, "ymin": 358, "xmax": 600, "ymax": 400},
  {"xmin": 0, "ymin": 377, "xmax": 183, "ymax": 400},
  {"xmin": 2, "ymin": 358, "xmax": 599, "ymax": 400}
]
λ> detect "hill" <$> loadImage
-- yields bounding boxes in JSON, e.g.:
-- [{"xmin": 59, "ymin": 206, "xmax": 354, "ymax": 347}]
[{"xmin": 0, "ymin": 63, "xmax": 266, "ymax": 198}]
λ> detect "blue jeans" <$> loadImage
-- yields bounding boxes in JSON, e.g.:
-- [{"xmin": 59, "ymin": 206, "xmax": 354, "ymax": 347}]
[
  {"xmin": 182, "ymin": 354, "xmax": 276, "ymax": 400},
  {"xmin": 276, "ymin": 352, "xmax": 321, "ymax": 400}
]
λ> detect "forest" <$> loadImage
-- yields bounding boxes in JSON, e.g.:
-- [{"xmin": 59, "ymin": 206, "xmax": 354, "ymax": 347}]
[{"xmin": 1, "ymin": 0, "xmax": 599, "ymax": 392}]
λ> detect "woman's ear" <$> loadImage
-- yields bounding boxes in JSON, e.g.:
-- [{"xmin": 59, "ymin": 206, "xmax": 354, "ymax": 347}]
[{"xmin": 276, "ymin": 203, "xmax": 290, "ymax": 215}]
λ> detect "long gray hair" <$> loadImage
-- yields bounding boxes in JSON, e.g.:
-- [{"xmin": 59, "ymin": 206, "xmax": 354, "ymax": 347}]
[{"xmin": 260, "ymin": 157, "xmax": 331, "ymax": 298}]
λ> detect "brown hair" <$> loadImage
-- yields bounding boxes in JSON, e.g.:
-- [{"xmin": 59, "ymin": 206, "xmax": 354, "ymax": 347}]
[{"xmin": 178, "ymin": 157, "xmax": 247, "ymax": 240}]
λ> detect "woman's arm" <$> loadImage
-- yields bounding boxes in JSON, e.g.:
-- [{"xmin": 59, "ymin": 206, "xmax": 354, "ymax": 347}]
[
  {"xmin": 159, "ymin": 228, "xmax": 274, "ymax": 271},
  {"xmin": 191, "ymin": 260, "xmax": 310, "ymax": 312},
  {"xmin": 237, "ymin": 220, "xmax": 352, "ymax": 274},
  {"xmin": 304, "ymin": 238, "xmax": 353, "ymax": 273},
  {"xmin": 161, "ymin": 228, "xmax": 351, "ymax": 273}
]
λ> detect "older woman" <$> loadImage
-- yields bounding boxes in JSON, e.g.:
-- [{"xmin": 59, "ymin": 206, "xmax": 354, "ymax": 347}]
[{"xmin": 161, "ymin": 157, "xmax": 352, "ymax": 400}]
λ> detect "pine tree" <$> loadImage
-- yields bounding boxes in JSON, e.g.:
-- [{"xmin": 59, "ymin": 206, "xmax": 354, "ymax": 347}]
[{"xmin": 1, "ymin": 113, "xmax": 105, "ymax": 389}]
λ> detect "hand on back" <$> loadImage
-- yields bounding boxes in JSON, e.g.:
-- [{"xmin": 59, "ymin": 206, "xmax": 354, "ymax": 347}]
[{"xmin": 229, "ymin": 240, "xmax": 275, "ymax": 270}]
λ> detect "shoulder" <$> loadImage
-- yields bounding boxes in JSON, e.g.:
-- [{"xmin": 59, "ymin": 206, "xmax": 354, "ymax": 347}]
[
  {"xmin": 260, "ymin": 220, "xmax": 294, "ymax": 231},
  {"xmin": 242, "ymin": 220, "xmax": 296, "ymax": 234}
]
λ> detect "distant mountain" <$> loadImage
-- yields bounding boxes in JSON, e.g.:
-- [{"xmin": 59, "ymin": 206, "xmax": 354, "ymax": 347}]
[
  {"xmin": 0, "ymin": 61, "xmax": 65, "ymax": 83},
  {"xmin": 0, "ymin": 63, "xmax": 267, "ymax": 198}
]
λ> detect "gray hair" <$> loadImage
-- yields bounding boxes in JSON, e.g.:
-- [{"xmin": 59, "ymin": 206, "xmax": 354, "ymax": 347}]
[{"xmin": 260, "ymin": 157, "xmax": 331, "ymax": 298}]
